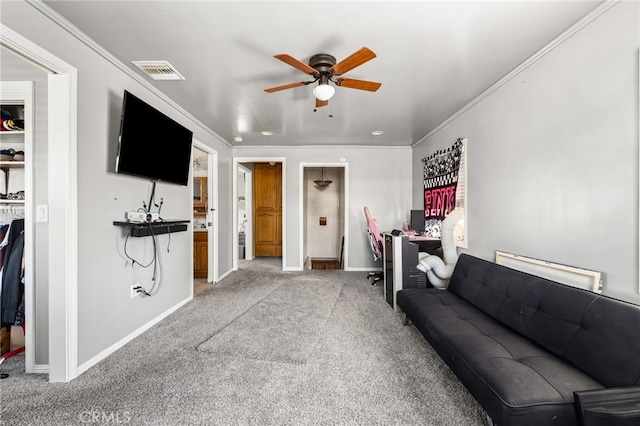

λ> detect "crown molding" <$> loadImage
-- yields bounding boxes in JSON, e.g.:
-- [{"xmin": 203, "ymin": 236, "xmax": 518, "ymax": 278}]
[{"xmin": 232, "ymin": 144, "xmax": 411, "ymax": 150}]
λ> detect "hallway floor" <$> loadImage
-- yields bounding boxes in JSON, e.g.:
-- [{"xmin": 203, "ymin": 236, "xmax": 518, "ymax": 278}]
[{"xmin": 194, "ymin": 278, "xmax": 210, "ymax": 296}]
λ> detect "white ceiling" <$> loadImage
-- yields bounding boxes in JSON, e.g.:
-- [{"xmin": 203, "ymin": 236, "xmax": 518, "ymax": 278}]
[{"xmin": 42, "ymin": 0, "xmax": 601, "ymax": 147}]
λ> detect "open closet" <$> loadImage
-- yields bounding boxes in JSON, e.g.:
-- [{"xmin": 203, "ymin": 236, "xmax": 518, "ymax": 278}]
[{"xmin": 0, "ymin": 80, "xmax": 33, "ymax": 376}]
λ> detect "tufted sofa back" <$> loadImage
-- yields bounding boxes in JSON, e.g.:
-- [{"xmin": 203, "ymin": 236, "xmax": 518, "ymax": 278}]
[{"xmin": 448, "ymin": 254, "xmax": 640, "ymax": 388}]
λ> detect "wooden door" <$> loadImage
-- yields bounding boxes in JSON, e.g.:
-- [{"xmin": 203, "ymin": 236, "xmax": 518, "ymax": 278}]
[
  {"xmin": 193, "ymin": 232, "xmax": 208, "ymax": 278},
  {"xmin": 254, "ymin": 162, "xmax": 282, "ymax": 257}
]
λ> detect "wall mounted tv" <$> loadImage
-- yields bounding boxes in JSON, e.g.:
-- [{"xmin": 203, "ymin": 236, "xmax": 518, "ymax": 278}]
[{"xmin": 115, "ymin": 90, "xmax": 193, "ymax": 186}]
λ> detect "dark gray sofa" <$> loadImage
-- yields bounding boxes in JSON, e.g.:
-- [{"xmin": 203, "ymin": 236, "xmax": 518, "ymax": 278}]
[{"xmin": 397, "ymin": 253, "xmax": 640, "ymax": 426}]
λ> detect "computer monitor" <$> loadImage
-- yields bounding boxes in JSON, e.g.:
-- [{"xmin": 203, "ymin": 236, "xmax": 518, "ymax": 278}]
[{"xmin": 410, "ymin": 209, "xmax": 426, "ymax": 233}]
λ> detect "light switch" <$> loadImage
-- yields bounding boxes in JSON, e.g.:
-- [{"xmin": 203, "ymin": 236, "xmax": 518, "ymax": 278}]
[{"xmin": 36, "ymin": 204, "xmax": 49, "ymax": 222}]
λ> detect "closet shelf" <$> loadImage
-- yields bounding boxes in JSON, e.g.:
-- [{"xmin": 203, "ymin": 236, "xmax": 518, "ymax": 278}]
[{"xmin": 0, "ymin": 199, "xmax": 25, "ymax": 204}]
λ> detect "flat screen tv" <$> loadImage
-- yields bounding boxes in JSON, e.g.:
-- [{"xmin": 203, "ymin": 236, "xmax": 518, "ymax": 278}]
[{"xmin": 115, "ymin": 90, "xmax": 193, "ymax": 186}]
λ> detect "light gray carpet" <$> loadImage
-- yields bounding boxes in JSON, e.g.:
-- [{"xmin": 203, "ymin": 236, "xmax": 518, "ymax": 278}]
[
  {"xmin": 0, "ymin": 258, "xmax": 488, "ymax": 425},
  {"xmin": 197, "ymin": 275, "xmax": 343, "ymax": 364}
]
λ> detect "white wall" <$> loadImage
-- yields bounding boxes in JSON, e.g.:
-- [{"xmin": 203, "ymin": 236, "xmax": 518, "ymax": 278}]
[
  {"xmin": 412, "ymin": 1, "xmax": 640, "ymax": 304},
  {"xmin": 234, "ymin": 146, "xmax": 413, "ymax": 270},
  {"xmin": 1, "ymin": 1, "xmax": 234, "ymax": 366}
]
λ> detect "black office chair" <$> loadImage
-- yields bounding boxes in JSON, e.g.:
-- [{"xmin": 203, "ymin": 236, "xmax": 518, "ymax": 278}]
[{"xmin": 364, "ymin": 207, "xmax": 384, "ymax": 285}]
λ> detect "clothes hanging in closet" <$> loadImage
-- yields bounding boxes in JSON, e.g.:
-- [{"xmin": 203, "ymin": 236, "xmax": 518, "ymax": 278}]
[
  {"xmin": 0, "ymin": 218, "xmax": 25, "ymax": 326},
  {"xmin": 0, "ymin": 224, "xmax": 9, "ymax": 267}
]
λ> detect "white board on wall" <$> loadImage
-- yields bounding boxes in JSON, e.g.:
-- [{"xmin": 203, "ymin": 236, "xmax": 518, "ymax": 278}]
[{"xmin": 495, "ymin": 251, "xmax": 603, "ymax": 293}]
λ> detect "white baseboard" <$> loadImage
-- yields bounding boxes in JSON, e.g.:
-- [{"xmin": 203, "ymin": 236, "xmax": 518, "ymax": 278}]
[
  {"xmin": 33, "ymin": 364, "xmax": 49, "ymax": 374},
  {"xmin": 76, "ymin": 296, "xmax": 192, "ymax": 377},
  {"xmin": 284, "ymin": 266, "xmax": 303, "ymax": 272},
  {"xmin": 348, "ymin": 267, "xmax": 383, "ymax": 272},
  {"xmin": 217, "ymin": 268, "xmax": 232, "ymax": 282}
]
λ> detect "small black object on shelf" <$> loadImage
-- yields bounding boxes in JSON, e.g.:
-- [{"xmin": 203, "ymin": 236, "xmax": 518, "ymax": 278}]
[{"xmin": 113, "ymin": 220, "xmax": 189, "ymax": 237}]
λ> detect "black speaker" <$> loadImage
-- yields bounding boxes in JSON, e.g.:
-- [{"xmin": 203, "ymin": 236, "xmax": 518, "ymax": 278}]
[{"xmin": 410, "ymin": 209, "xmax": 425, "ymax": 233}]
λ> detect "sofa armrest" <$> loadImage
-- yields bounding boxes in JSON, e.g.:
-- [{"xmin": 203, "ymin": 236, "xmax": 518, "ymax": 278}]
[{"xmin": 574, "ymin": 386, "xmax": 640, "ymax": 426}]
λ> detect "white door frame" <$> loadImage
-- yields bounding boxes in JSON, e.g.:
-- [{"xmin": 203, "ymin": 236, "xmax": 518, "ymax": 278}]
[
  {"xmin": 232, "ymin": 157, "xmax": 286, "ymax": 271},
  {"xmin": 1, "ymin": 24, "xmax": 79, "ymax": 382},
  {"xmin": 299, "ymin": 162, "xmax": 349, "ymax": 270},
  {"xmin": 193, "ymin": 140, "xmax": 219, "ymax": 283}
]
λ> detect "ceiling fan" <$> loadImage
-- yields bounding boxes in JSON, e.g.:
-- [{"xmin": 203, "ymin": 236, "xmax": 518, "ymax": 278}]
[{"xmin": 264, "ymin": 47, "xmax": 381, "ymax": 109}]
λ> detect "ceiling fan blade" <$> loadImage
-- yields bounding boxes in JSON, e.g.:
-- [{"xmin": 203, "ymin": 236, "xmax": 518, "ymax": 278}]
[
  {"xmin": 315, "ymin": 98, "xmax": 329, "ymax": 108},
  {"xmin": 329, "ymin": 47, "xmax": 376, "ymax": 75},
  {"xmin": 335, "ymin": 78, "xmax": 381, "ymax": 92},
  {"xmin": 264, "ymin": 81, "xmax": 311, "ymax": 93},
  {"xmin": 274, "ymin": 54, "xmax": 319, "ymax": 76}
]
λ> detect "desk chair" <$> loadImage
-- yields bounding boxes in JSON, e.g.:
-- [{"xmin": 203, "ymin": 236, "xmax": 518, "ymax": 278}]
[{"xmin": 364, "ymin": 207, "xmax": 384, "ymax": 285}]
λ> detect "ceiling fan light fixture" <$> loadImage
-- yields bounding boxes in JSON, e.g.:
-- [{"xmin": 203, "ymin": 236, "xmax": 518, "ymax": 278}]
[
  {"xmin": 265, "ymin": 48, "xmax": 380, "ymax": 108},
  {"xmin": 313, "ymin": 83, "xmax": 335, "ymax": 101}
]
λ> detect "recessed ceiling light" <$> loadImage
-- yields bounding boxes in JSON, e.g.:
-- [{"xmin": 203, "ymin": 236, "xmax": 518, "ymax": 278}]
[
  {"xmin": 234, "ymin": 136, "xmax": 243, "ymax": 143},
  {"xmin": 261, "ymin": 130, "xmax": 274, "ymax": 136},
  {"xmin": 371, "ymin": 130, "xmax": 384, "ymax": 136}
]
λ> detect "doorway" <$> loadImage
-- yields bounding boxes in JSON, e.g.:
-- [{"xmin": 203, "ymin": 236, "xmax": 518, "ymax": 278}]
[
  {"xmin": 192, "ymin": 141, "xmax": 218, "ymax": 295},
  {"xmin": 253, "ymin": 162, "xmax": 282, "ymax": 257},
  {"xmin": 1, "ymin": 47, "xmax": 50, "ymax": 375},
  {"xmin": 237, "ymin": 164, "xmax": 252, "ymax": 262},
  {"xmin": 192, "ymin": 146, "xmax": 209, "ymax": 295},
  {"xmin": 1, "ymin": 26, "xmax": 77, "ymax": 381},
  {"xmin": 233, "ymin": 157, "xmax": 286, "ymax": 271},
  {"xmin": 300, "ymin": 163, "xmax": 348, "ymax": 270}
]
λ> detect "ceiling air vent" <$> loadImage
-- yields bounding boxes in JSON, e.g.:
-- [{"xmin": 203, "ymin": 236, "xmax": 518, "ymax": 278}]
[{"xmin": 131, "ymin": 61, "xmax": 185, "ymax": 81}]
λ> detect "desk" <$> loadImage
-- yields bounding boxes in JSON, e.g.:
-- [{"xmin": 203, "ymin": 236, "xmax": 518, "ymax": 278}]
[{"xmin": 383, "ymin": 234, "xmax": 427, "ymax": 311}]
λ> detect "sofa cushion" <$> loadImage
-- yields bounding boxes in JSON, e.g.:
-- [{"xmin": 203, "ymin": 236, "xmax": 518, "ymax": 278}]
[
  {"xmin": 398, "ymin": 288, "xmax": 603, "ymax": 399},
  {"xmin": 444, "ymin": 332, "xmax": 602, "ymax": 404},
  {"xmin": 447, "ymin": 254, "xmax": 640, "ymax": 389},
  {"xmin": 397, "ymin": 286, "xmax": 604, "ymax": 425},
  {"xmin": 564, "ymin": 296, "xmax": 640, "ymax": 387}
]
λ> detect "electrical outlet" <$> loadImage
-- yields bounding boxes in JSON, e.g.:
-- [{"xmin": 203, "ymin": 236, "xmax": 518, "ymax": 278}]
[{"xmin": 131, "ymin": 284, "xmax": 140, "ymax": 298}]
